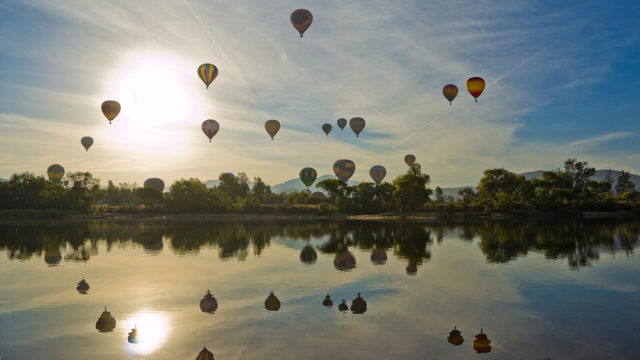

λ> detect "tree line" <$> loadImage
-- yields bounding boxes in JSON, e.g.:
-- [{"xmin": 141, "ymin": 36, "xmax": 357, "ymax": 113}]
[{"xmin": 0, "ymin": 158, "xmax": 637, "ymax": 214}]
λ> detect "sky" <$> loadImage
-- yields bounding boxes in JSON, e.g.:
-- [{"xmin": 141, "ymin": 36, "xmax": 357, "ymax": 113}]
[{"xmin": 0, "ymin": 0, "xmax": 638, "ymax": 188}]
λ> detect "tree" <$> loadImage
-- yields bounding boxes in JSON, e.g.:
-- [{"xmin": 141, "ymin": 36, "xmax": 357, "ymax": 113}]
[
  {"xmin": 477, "ymin": 168, "xmax": 530, "ymax": 211},
  {"xmin": 216, "ymin": 172, "xmax": 250, "ymax": 201},
  {"xmin": 563, "ymin": 158, "xmax": 596, "ymax": 196},
  {"xmin": 434, "ymin": 186, "xmax": 445, "ymax": 203},
  {"xmin": 392, "ymin": 173, "xmax": 432, "ymax": 212},
  {"xmin": 166, "ymin": 178, "xmax": 212, "ymax": 213},
  {"xmin": 135, "ymin": 187, "xmax": 164, "ymax": 209},
  {"xmin": 530, "ymin": 170, "xmax": 573, "ymax": 209},
  {"xmin": 457, "ymin": 188, "xmax": 477, "ymax": 206},
  {"xmin": 615, "ymin": 170, "xmax": 636, "ymax": 194}
]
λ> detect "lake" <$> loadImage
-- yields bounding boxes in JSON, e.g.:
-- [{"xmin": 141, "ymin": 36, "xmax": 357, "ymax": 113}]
[{"xmin": 0, "ymin": 218, "xmax": 639, "ymax": 359}]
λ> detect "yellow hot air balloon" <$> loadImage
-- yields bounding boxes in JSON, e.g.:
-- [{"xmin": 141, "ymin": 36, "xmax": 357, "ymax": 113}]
[
  {"xmin": 47, "ymin": 164, "xmax": 65, "ymax": 183},
  {"xmin": 197, "ymin": 63, "xmax": 219, "ymax": 89},
  {"xmin": 101, "ymin": 100, "xmax": 121, "ymax": 124},
  {"xmin": 265, "ymin": 120, "xmax": 280, "ymax": 140},
  {"xmin": 290, "ymin": 9, "xmax": 313, "ymax": 37},
  {"xmin": 466, "ymin": 77, "xmax": 485, "ymax": 102}
]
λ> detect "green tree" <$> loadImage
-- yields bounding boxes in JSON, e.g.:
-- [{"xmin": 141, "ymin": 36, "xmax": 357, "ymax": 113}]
[
  {"xmin": 434, "ymin": 186, "xmax": 445, "ymax": 203},
  {"xmin": 477, "ymin": 169, "xmax": 530, "ymax": 211},
  {"xmin": 166, "ymin": 178, "xmax": 212, "ymax": 213},
  {"xmin": 530, "ymin": 170, "xmax": 573, "ymax": 209},
  {"xmin": 392, "ymin": 172, "xmax": 432, "ymax": 212},
  {"xmin": 564, "ymin": 158, "xmax": 596, "ymax": 196},
  {"xmin": 615, "ymin": 170, "xmax": 636, "ymax": 195}
]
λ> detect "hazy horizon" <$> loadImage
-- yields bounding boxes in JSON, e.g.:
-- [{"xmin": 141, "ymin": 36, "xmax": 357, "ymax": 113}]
[{"xmin": 1, "ymin": 0, "xmax": 638, "ymax": 188}]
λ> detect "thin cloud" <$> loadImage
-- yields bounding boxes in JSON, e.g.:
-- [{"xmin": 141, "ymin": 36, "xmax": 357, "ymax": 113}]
[{"xmin": 568, "ymin": 132, "xmax": 635, "ymax": 148}]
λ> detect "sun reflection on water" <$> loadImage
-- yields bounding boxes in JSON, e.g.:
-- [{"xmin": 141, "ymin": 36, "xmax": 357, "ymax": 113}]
[{"xmin": 123, "ymin": 311, "xmax": 169, "ymax": 356}]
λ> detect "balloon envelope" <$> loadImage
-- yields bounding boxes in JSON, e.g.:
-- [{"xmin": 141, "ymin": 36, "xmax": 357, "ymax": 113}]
[
  {"xmin": 265, "ymin": 120, "xmax": 280, "ymax": 140},
  {"xmin": 197, "ymin": 63, "xmax": 218, "ymax": 89},
  {"xmin": 369, "ymin": 165, "xmax": 386, "ymax": 184},
  {"xmin": 337, "ymin": 118, "xmax": 347, "ymax": 130},
  {"xmin": 404, "ymin": 154, "xmax": 416, "ymax": 167},
  {"xmin": 144, "ymin": 178, "xmax": 165, "ymax": 192},
  {"xmin": 101, "ymin": 100, "xmax": 120, "ymax": 124},
  {"xmin": 442, "ymin": 84, "xmax": 458, "ymax": 105},
  {"xmin": 411, "ymin": 163, "xmax": 421, "ymax": 174},
  {"xmin": 201, "ymin": 119, "xmax": 220, "ymax": 142},
  {"xmin": 47, "ymin": 164, "xmax": 65, "ymax": 183},
  {"xmin": 81, "ymin": 136, "xmax": 93, "ymax": 151},
  {"xmin": 290, "ymin": 9, "xmax": 313, "ymax": 37},
  {"xmin": 322, "ymin": 123, "xmax": 332, "ymax": 136},
  {"xmin": 299, "ymin": 167, "xmax": 317, "ymax": 188},
  {"xmin": 333, "ymin": 159, "xmax": 355, "ymax": 182},
  {"xmin": 467, "ymin": 77, "xmax": 485, "ymax": 101},
  {"xmin": 349, "ymin": 117, "xmax": 365, "ymax": 137}
]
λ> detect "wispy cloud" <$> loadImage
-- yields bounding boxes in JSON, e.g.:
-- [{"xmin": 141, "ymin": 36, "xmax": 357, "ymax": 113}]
[{"xmin": 567, "ymin": 132, "xmax": 635, "ymax": 148}]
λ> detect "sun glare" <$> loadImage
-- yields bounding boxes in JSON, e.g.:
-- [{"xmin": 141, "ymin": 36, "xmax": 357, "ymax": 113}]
[{"xmin": 123, "ymin": 310, "xmax": 170, "ymax": 356}]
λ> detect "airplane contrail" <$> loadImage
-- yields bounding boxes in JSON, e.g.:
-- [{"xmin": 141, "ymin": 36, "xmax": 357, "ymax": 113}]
[
  {"xmin": 390, "ymin": 40, "xmax": 559, "ymax": 151},
  {"xmin": 182, "ymin": 0, "xmax": 257, "ymax": 105}
]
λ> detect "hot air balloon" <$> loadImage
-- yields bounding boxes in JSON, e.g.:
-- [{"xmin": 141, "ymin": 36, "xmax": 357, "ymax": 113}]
[
  {"xmin": 128, "ymin": 326, "xmax": 138, "ymax": 344},
  {"xmin": 337, "ymin": 118, "xmax": 347, "ymax": 130},
  {"xmin": 411, "ymin": 163, "xmax": 421, "ymax": 174},
  {"xmin": 300, "ymin": 245, "xmax": 317, "ymax": 264},
  {"xmin": 81, "ymin": 136, "xmax": 93, "ymax": 152},
  {"xmin": 322, "ymin": 123, "xmax": 332, "ymax": 136},
  {"xmin": 101, "ymin": 100, "xmax": 120, "ymax": 124},
  {"xmin": 264, "ymin": 291, "xmax": 281, "ymax": 311},
  {"xmin": 47, "ymin": 164, "xmax": 64, "ymax": 183},
  {"xmin": 404, "ymin": 154, "xmax": 416, "ymax": 167},
  {"xmin": 322, "ymin": 294, "xmax": 333, "ymax": 307},
  {"xmin": 96, "ymin": 306, "xmax": 116, "ymax": 333},
  {"xmin": 350, "ymin": 293, "xmax": 367, "ymax": 314},
  {"xmin": 349, "ymin": 117, "xmax": 365, "ymax": 137},
  {"xmin": 77, "ymin": 278, "xmax": 90, "ymax": 294},
  {"xmin": 338, "ymin": 300, "xmax": 348, "ymax": 312},
  {"xmin": 196, "ymin": 347, "xmax": 215, "ymax": 360},
  {"xmin": 200, "ymin": 290, "xmax": 218, "ymax": 313},
  {"xmin": 197, "ymin": 63, "xmax": 219, "ymax": 89},
  {"xmin": 447, "ymin": 326, "xmax": 464, "ymax": 345},
  {"xmin": 143, "ymin": 178, "xmax": 164, "ymax": 192},
  {"xmin": 265, "ymin": 120, "xmax": 280, "ymax": 140},
  {"xmin": 369, "ymin": 165, "xmax": 386, "ymax": 184},
  {"xmin": 333, "ymin": 159, "xmax": 355, "ymax": 182},
  {"xmin": 299, "ymin": 167, "xmax": 317, "ymax": 188},
  {"xmin": 290, "ymin": 9, "xmax": 313, "ymax": 37},
  {"xmin": 201, "ymin": 119, "xmax": 220, "ymax": 142},
  {"xmin": 442, "ymin": 84, "xmax": 458, "ymax": 105},
  {"xmin": 473, "ymin": 329, "xmax": 491, "ymax": 353},
  {"xmin": 467, "ymin": 77, "xmax": 485, "ymax": 102}
]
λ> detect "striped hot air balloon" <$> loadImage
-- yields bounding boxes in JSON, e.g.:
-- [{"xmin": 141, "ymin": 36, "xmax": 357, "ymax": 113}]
[{"xmin": 197, "ymin": 63, "xmax": 219, "ymax": 89}]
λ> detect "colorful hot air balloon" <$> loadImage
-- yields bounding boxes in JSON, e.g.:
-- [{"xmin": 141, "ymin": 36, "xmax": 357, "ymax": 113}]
[
  {"xmin": 196, "ymin": 347, "xmax": 215, "ymax": 360},
  {"xmin": 290, "ymin": 9, "xmax": 313, "ymax": 37},
  {"xmin": 337, "ymin": 118, "xmax": 347, "ymax": 130},
  {"xmin": 197, "ymin": 63, "xmax": 219, "ymax": 89},
  {"xmin": 201, "ymin": 119, "xmax": 220, "ymax": 142},
  {"xmin": 127, "ymin": 326, "xmax": 138, "ymax": 344},
  {"xmin": 442, "ymin": 84, "xmax": 458, "ymax": 105},
  {"xmin": 349, "ymin": 117, "xmax": 365, "ymax": 137},
  {"xmin": 322, "ymin": 123, "xmax": 332, "ymax": 136},
  {"xmin": 299, "ymin": 167, "xmax": 317, "ymax": 188},
  {"xmin": 143, "ymin": 178, "xmax": 165, "ymax": 192},
  {"xmin": 101, "ymin": 100, "xmax": 120, "ymax": 124},
  {"xmin": 467, "ymin": 77, "xmax": 485, "ymax": 102},
  {"xmin": 411, "ymin": 163, "xmax": 421, "ymax": 174},
  {"xmin": 333, "ymin": 159, "xmax": 355, "ymax": 182},
  {"xmin": 265, "ymin": 120, "xmax": 280, "ymax": 140},
  {"xmin": 404, "ymin": 154, "xmax": 416, "ymax": 167},
  {"xmin": 81, "ymin": 136, "xmax": 93, "ymax": 152},
  {"xmin": 47, "ymin": 164, "xmax": 65, "ymax": 183},
  {"xmin": 369, "ymin": 165, "xmax": 386, "ymax": 184}
]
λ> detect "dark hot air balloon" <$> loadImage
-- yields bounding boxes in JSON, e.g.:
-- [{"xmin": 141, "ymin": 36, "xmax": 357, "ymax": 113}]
[
  {"xmin": 202, "ymin": 119, "xmax": 220, "ymax": 142},
  {"xmin": 322, "ymin": 123, "xmax": 332, "ymax": 136},
  {"xmin": 81, "ymin": 136, "xmax": 93, "ymax": 152},
  {"xmin": 47, "ymin": 164, "xmax": 65, "ymax": 183},
  {"xmin": 200, "ymin": 290, "xmax": 218, "ymax": 313},
  {"xmin": 442, "ymin": 84, "xmax": 458, "ymax": 105},
  {"xmin": 198, "ymin": 64, "xmax": 219, "ymax": 89},
  {"xmin": 101, "ymin": 100, "xmax": 120, "ymax": 124},
  {"xmin": 96, "ymin": 306, "xmax": 116, "ymax": 333},
  {"xmin": 337, "ymin": 118, "xmax": 347, "ymax": 130},
  {"xmin": 196, "ymin": 347, "xmax": 215, "ymax": 360},
  {"xmin": 144, "ymin": 178, "xmax": 164, "ymax": 192},
  {"xmin": 77, "ymin": 278, "xmax": 89, "ymax": 294},
  {"xmin": 290, "ymin": 9, "xmax": 313, "ymax": 37},
  {"xmin": 322, "ymin": 294, "xmax": 333, "ymax": 307},
  {"xmin": 299, "ymin": 167, "xmax": 317, "ymax": 188},
  {"xmin": 404, "ymin": 154, "xmax": 415, "ymax": 167},
  {"xmin": 264, "ymin": 291, "xmax": 281, "ymax": 311},
  {"xmin": 349, "ymin": 117, "xmax": 365, "ymax": 137},
  {"xmin": 369, "ymin": 165, "xmax": 386, "ymax": 184},
  {"xmin": 265, "ymin": 120, "xmax": 280, "ymax": 140},
  {"xmin": 447, "ymin": 326, "xmax": 464, "ymax": 345},
  {"xmin": 333, "ymin": 159, "xmax": 355, "ymax": 182}
]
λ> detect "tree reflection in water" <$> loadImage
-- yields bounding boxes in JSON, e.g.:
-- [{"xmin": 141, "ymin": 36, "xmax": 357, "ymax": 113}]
[{"xmin": 0, "ymin": 219, "xmax": 638, "ymax": 270}]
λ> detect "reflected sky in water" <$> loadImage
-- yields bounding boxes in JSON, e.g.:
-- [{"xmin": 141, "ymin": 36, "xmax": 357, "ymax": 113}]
[{"xmin": 0, "ymin": 219, "xmax": 639, "ymax": 359}]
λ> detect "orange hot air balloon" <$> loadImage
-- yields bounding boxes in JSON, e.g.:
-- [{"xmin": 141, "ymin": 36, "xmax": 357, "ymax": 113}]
[
  {"xmin": 473, "ymin": 329, "xmax": 492, "ymax": 353},
  {"xmin": 101, "ymin": 100, "xmax": 121, "ymax": 124},
  {"xmin": 290, "ymin": 9, "xmax": 313, "ymax": 37},
  {"xmin": 442, "ymin": 84, "xmax": 458, "ymax": 105},
  {"xmin": 466, "ymin": 77, "xmax": 485, "ymax": 102}
]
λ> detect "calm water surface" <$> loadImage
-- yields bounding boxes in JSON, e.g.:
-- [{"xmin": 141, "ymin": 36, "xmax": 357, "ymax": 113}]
[{"xmin": 0, "ymin": 219, "xmax": 639, "ymax": 359}]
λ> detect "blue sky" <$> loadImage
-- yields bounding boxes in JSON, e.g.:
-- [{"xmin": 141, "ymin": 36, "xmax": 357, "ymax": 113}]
[{"xmin": 0, "ymin": 0, "xmax": 638, "ymax": 187}]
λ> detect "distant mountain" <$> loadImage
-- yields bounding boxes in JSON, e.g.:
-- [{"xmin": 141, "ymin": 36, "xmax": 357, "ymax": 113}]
[
  {"xmin": 271, "ymin": 175, "xmax": 359, "ymax": 194},
  {"xmin": 520, "ymin": 169, "xmax": 639, "ymax": 192},
  {"xmin": 0, "ymin": 178, "xmax": 7, "ymax": 183},
  {"xmin": 204, "ymin": 179, "xmax": 220, "ymax": 188},
  {"xmin": 436, "ymin": 186, "xmax": 477, "ymax": 200}
]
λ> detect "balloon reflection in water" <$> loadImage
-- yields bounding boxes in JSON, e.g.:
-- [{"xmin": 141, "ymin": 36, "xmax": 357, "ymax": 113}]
[
  {"xmin": 333, "ymin": 250, "xmax": 356, "ymax": 271},
  {"xmin": 447, "ymin": 326, "xmax": 464, "ymax": 345},
  {"xmin": 473, "ymin": 329, "xmax": 492, "ymax": 353},
  {"xmin": 96, "ymin": 306, "xmax": 116, "ymax": 333},
  {"xmin": 264, "ymin": 291, "xmax": 281, "ymax": 311},
  {"xmin": 196, "ymin": 346, "xmax": 215, "ymax": 360},
  {"xmin": 76, "ymin": 278, "xmax": 89, "ymax": 294},
  {"xmin": 123, "ymin": 311, "xmax": 169, "ymax": 356},
  {"xmin": 370, "ymin": 248, "xmax": 387, "ymax": 265},
  {"xmin": 350, "ymin": 293, "xmax": 367, "ymax": 314},
  {"xmin": 200, "ymin": 290, "xmax": 218, "ymax": 313},
  {"xmin": 338, "ymin": 300, "xmax": 348, "ymax": 312},
  {"xmin": 322, "ymin": 294, "xmax": 333, "ymax": 307},
  {"xmin": 300, "ymin": 244, "xmax": 317, "ymax": 264}
]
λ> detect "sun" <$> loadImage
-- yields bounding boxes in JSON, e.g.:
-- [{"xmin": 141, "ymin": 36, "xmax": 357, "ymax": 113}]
[{"xmin": 123, "ymin": 310, "xmax": 170, "ymax": 356}]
